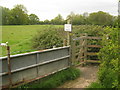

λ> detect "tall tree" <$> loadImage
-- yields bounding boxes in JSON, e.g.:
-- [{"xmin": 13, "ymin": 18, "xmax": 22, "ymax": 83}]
[
  {"xmin": 83, "ymin": 12, "xmax": 89, "ymax": 24},
  {"xmin": 44, "ymin": 19, "xmax": 50, "ymax": 24},
  {"xmin": 88, "ymin": 11, "xmax": 113, "ymax": 26},
  {"xmin": 66, "ymin": 12, "xmax": 75, "ymax": 24},
  {"xmin": 10, "ymin": 4, "xmax": 29, "ymax": 25},
  {"xmin": 1, "ymin": 6, "xmax": 11, "ymax": 25},
  {"xmin": 51, "ymin": 14, "xmax": 64, "ymax": 25},
  {"xmin": 0, "ymin": 6, "xmax": 2, "ymax": 25},
  {"xmin": 66, "ymin": 12, "xmax": 87, "ymax": 25},
  {"xmin": 29, "ymin": 14, "xmax": 39, "ymax": 25}
]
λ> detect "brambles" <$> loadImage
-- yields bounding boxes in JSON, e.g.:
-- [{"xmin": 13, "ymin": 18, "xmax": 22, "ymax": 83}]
[{"xmin": 31, "ymin": 26, "xmax": 66, "ymax": 50}]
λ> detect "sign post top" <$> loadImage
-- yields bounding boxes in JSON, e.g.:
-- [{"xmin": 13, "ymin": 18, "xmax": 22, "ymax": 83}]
[
  {"xmin": 0, "ymin": 42, "xmax": 8, "ymax": 46},
  {"xmin": 64, "ymin": 24, "xmax": 72, "ymax": 32}
]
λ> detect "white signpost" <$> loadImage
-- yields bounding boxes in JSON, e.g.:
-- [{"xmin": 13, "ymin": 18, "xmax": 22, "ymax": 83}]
[{"xmin": 64, "ymin": 24, "xmax": 72, "ymax": 32}]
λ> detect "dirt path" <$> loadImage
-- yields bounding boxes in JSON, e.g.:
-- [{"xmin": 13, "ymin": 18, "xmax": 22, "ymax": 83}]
[{"xmin": 58, "ymin": 65, "xmax": 99, "ymax": 88}]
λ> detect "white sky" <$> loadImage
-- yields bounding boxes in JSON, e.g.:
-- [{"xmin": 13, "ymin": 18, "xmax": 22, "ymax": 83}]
[{"xmin": 0, "ymin": 0, "xmax": 118, "ymax": 20}]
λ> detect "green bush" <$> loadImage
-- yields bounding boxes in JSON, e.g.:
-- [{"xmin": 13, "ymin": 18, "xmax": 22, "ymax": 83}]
[
  {"xmin": 73, "ymin": 25, "xmax": 104, "ymax": 37},
  {"xmin": 18, "ymin": 67, "xmax": 80, "ymax": 88},
  {"xmin": 98, "ymin": 27, "xmax": 119, "ymax": 88},
  {"xmin": 32, "ymin": 26, "xmax": 66, "ymax": 50}
]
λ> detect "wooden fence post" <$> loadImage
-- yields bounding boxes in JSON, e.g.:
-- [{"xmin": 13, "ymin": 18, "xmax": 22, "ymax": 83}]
[
  {"xmin": 7, "ymin": 46, "xmax": 12, "ymax": 88},
  {"xmin": 71, "ymin": 40, "xmax": 76, "ymax": 65},
  {"xmin": 69, "ymin": 32, "xmax": 73, "ymax": 66},
  {"xmin": 79, "ymin": 34, "xmax": 84, "ymax": 63},
  {"xmin": 67, "ymin": 32, "xmax": 70, "ymax": 46},
  {"xmin": 84, "ymin": 33, "xmax": 88, "ymax": 65},
  {"xmin": 63, "ymin": 39, "xmax": 67, "ymax": 46}
]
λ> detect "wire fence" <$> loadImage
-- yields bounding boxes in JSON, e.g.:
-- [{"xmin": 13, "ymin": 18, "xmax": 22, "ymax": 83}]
[{"xmin": 0, "ymin": 43, "xmax": 64, "ymax": 57}]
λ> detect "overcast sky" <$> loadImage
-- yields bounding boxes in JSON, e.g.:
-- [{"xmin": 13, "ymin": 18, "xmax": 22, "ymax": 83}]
[{"xmin": 0, "ymin": 0, "xmax": 118, "ymax": 20}]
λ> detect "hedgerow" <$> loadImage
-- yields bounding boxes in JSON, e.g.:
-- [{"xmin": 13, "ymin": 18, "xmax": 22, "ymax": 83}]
[
  {"xmin": 87, "ymin": 27, "xmax": 119, "ymax": 89},
  {"xmin": 32, "ymin": 26, "xmax": 66, "ymax": 50},
  {"xmin": 98, "ymin": 27, "xmax": 119, "ymax": 88}
]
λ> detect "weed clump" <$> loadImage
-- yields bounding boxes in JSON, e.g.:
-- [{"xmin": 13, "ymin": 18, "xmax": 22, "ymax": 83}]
[{"xmin": 18, "ymin": 67, "xmax": 80, "ymax": 88}]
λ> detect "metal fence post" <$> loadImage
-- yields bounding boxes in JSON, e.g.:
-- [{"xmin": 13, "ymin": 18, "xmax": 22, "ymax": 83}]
[{"xmin": 36, "ymin": 53, "xmax": 39, "ymax": 77}]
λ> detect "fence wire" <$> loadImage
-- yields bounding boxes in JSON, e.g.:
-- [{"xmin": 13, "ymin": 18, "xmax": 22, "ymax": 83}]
[{"xmin": 1, "ymin": 43, "xmax": 64, "ymax": 57}]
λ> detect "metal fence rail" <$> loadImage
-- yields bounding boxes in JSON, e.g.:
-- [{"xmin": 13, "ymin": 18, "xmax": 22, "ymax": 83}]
[{"xmin": 0, "ymin": 46, "xmax": 70, "ymax": 88}]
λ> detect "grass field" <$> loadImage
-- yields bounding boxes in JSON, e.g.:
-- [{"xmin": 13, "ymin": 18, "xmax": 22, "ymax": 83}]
[
  {"xmin": 1, "ymin": 24, "xmax": 103, "ymax": 57},
  {"xmin": 1, "ymin": 25, "xmax": 63, "ymax": 56}
]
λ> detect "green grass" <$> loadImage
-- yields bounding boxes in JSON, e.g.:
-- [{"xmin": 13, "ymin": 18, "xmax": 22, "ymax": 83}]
[
  {"xmin": 1, "ymin": 25, "xmax": 63, "ymax": 56},
  {"xmin": 1, "ymin": 25, "xmax": 103, "ymax": 57},
  {"xmin": 87, "ymin": 82, "xmax": 105, "ymax": 89},
  {"xmin": 18, "ymin": 67, "xmax": 80, "ymax": 88}
]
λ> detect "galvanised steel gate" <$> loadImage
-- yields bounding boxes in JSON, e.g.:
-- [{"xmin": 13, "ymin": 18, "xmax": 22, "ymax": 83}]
[{"xmin": 0, "ymin": 46, "xmax": 70, "ymax": 88}]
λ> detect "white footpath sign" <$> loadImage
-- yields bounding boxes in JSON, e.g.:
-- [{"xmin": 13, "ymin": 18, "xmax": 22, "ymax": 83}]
[{"xmin": 64, "ymin": 24, "xmax": 72, "ymax": 32}]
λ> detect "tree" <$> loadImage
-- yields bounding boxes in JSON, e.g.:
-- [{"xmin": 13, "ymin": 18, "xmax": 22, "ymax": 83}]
[
  {"xmin": 73, "ymin": 14, "xmax": 85, "ymax": 25},
  {"xmin": 112, "ymin": 16, "xmax": 119, "ymax": 27},
  {"xmin": 66, "ymin": 12, "xmax": 75, "ymax": 24},
  {"xmin": 66, "ymin": 12, "xmax": 87, "ymax": 25},
  {"xmin": 51, "ymin": 14, "xmax": 64, "ymax": 25},
  {"xmin": 44, "ymin": 19, "xmax": 50, "ymax": 24},
  {"xmin": 0, "ymin": 6, "xmax": 2, "ymax": 25},
  {"xmin": 83, "ymin": 12, "xmax": 89, "ymax": 24},
  {"xmin": 88, "ymin": 11, "xmax": 113, "ymax": 26},
  {"xmin": 29, "ymin": 14, "xmax": 39, "ymax": 25},
  {"xmin": 10, "ymin": 4, "xmax": 29, "ymax": 25},
  {"xmin": 1, "ymin": 6, "xmax": 11, "ymax": 25}
]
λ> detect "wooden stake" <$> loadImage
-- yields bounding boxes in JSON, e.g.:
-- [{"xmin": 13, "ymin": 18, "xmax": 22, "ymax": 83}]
[
  {"xmin": 84, "ymin": 33, "xmax": 88, "ymax": 64},
  {"xmin": 71, "ymin": 40, "xmax": 76, "ymax": 65},
  {"xmin": 67, "ymin": 32, "xmax": 70, "ymax": 46},
  {"xmin": 63, "ymin": 39, "xmax": 67, "ymax": 46},
  {"xmin": 7, "ymin": 46, "xmax": 12, "ymax": 88},
  {"xmin": 79, "ymin": 34, "xmax": 84, "ymax": 63}
]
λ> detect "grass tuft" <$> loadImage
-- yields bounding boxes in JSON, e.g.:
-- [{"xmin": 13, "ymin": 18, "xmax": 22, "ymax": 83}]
[
  {"xmin": 87, "ymin": 82, "xmax": 105, "ymax": 89},
  {"xmin": 18, "ymin": 67, "xmax": 80, "ymax": 88}
]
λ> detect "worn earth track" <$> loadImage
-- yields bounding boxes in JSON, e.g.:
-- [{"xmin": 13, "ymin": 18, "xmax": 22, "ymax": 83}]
[{"xmin": 58, "ymin": 65, "xmax": 99, "ymax": 88}]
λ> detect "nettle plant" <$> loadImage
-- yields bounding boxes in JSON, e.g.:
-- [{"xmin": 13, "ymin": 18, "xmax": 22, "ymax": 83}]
[{"xmin": 98, "ymin": 27, "xmax": 119, "ymax": 88}]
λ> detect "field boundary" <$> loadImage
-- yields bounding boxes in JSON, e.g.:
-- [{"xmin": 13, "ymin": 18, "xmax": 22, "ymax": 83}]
[{"xmin": 0, "ymin": 46, "xmax": 70, "ymax": 88}]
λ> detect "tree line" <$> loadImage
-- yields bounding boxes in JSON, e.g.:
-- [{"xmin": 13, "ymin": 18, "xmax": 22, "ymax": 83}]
[{"xmin": 0, "ymin": 4, "xmax": 118, "ymax": 27}]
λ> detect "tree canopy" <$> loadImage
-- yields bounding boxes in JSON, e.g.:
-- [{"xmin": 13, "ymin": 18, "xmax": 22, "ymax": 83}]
[
  {"xmin": 88, "ymin": 11, "xmax": 113, "ymax": 26},
  {"xmin": 10, "ymin": 4, "xmax": 29, "ymax": 25},
  {"xmin": 29, "ymin": 14, "xmax": 39, "ymax": 25},
  {"xmin": 51, "ymin": 14, "xmax": 65, "ymax": 25},
  {"xmin": 1, "ymin": 4, "xmax": 39, "ymax": 25},
  {"xmin": 0, "ymin": 4, "xmax": 117, "ymax": 27}
]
